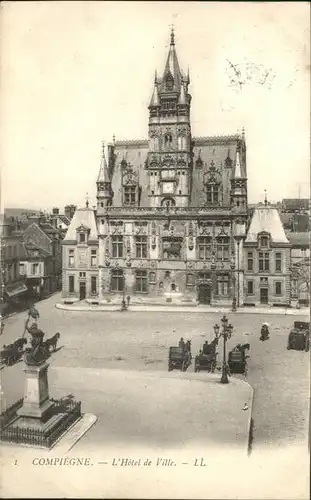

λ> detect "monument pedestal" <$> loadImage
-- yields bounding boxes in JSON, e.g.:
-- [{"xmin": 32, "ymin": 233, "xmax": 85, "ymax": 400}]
[
  {"xmin": 1, "ymin": 360, "xmax": 81, "ymax": 448},
  {"xmin": 17, "ymin": 362, "xmax": 54, "ymax": 420}
]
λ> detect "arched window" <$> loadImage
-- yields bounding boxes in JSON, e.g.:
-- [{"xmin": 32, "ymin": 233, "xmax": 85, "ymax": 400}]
[
  {"xmin": 161, "ymin": 197, "xmax": 175, "ymax": 208},
  {"xmin": 164, "ymin": 133, "xmax": 173, "ymax": 148},
  {"xmin": 151, "ymin": 136, "xmax": 159, "ymax": 151},
  {"xmin": 177, "ymin": 135, "xmax": 187, "ymax": 151}
]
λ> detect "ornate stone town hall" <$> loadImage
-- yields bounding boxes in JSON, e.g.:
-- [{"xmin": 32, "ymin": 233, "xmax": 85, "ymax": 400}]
[{"xmin": 62, "ymin": 30, "xmax": 250, "ymax": 306}]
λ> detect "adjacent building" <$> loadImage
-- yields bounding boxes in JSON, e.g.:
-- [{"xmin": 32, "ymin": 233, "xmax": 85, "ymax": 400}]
[
  {"xmin": 244, "ymin": 203, "xmax": 292, "ymax": 307},
  {"xmin": 286, "ymin": 232, "xmax": 310, "ymax": 306},
  {"xmin": 62, "ymin": 30, "xmax": 248, "ymax": 306},
  {"xmin": 0, "ymin": 216, "xmax": 28, "ymax": 315}
]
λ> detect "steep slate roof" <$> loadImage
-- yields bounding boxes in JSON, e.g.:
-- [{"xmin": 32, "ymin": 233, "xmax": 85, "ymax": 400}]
[
  {"xmin": 64, "ymin": 207, "xmax": 98, "ymax": 242},
  {"xmin": 58, "ymin": 215, "xmax": 71, "ymax": 226},
  {"xmin": 282, "ymin": 198, "xmax": 309, "ymax": 211},
  {"xmin": 286, "ymin": 232, "xmax": 310, "ymax": 248},
  {"xmin": 245, "ymin": 205, "xmax": 290, "ymax": 244},
  {"xmin": 24, "ymin": 241, "xmax": 52, "ymax": 259}
]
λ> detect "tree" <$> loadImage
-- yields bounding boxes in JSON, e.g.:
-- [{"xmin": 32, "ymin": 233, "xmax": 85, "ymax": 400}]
[{"xmin": 291, "ymin": 257, "xmax": 310, "ymax": 305}]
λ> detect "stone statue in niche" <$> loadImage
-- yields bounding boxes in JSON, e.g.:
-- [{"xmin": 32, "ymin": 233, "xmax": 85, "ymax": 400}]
[
  {"xmin": 188, "ymin": 235, "xmax": 194, "ymax": 251},
  {"xmin": 105, "ymin": 248, "xmax": 110, "ymax": 267}
]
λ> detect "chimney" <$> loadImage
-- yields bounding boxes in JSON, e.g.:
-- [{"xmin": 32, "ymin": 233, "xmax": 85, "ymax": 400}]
[{"xmin": 52, "ymin": 207, "xmax": 59, "ymax": 215}]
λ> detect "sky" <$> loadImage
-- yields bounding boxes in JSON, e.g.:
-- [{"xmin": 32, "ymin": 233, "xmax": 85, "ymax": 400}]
[{"xmin": 1, "ymin": 1, "xmax": 310, "ymax": 211}]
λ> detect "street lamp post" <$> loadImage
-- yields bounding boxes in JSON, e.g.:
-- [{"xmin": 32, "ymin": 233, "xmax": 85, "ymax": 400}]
[
  {"xmin": 214, "ymin": 315, "xmax": 233, "ymax": 384},
  {"xmin": 230, "ymin": 259, "xmax": 237, "ymax": 312}
]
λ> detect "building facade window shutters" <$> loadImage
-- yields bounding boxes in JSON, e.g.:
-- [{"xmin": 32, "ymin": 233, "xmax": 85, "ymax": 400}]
[
  {"xmin": 91, "ymin": 249, "xmax": 97, "ymax": 267},
  {"xmin": 198, "ymin": 237, "xmax": 212, "ymax": 260},
  {"xmin": 111, "ymin": 269, "xmax": 124, "ymax": 292},
  {"xmin": 124, "ymin": 186, "xmax": 136, "ymax": 205},
  {"xmin": 247, "ymin": 280, "xmax": 254, "ymax": 295},
  {"xmin": 259, "ymin": 252, "xmax": 270, "ymax": 272},
  {"xmin": 275, "ymin": 281, "xmax": 282, "ymax": 296},
  {"xmin": 69, "ymin": 275, "xmax": 74, "ymax": 293},
  {"xmin": 68, "ymin": 249, "xmax": 74, "ymax": 267},
  {"xmin": 91, "ymin": 276, "xmax": 97, "ymax": 295},
  {"xmin": 217, "ymin": 274, "xmax": 229, "ymax": 295},
  {"xmin": 135, "ymin": 270, "xmax": 148, "ymax": 292},
  {"xmin": 275, "ymin": 252, "xmax": 282, "ymax": 272},
  {"xmin": 247, "ymin": 251, "xmax": 253, "ymax": 271},
  {"xmin": 112, "ymin": 235, "xmax": 123, "ymax": 258},
  {"xmin": 135, "ymin": 236, "xmax": 147, "ymax": 258},
  {"xmin": 216, "ymin": 237, "xmax": 230, "ymax": 261}
]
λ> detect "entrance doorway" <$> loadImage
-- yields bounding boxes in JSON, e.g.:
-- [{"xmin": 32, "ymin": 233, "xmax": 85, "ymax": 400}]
[
  {"xmin": 198, "ymin": 284, "xmax": 211, "ymax": 305},
  {"xmin": 260, "ymin": 288, "xmax": 268, "ymax": 305},
  {"xmin": 79, "ymin": 281, "xmax": 86, "ymax": 300}
]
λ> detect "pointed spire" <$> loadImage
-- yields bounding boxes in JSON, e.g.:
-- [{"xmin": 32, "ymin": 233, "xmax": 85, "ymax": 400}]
[
  {"xmin": 178, "ymin": 76, "xmax": 187, "ymax": 105},
  {"xmin": 234, "ymin": 149, "xmax": 242, "ymax": 178},
  {"xmin": 149, "ymin": 76, "xmax": 160, "ymax": 107},
  {"xmin": 161, "ymin": 28, "xmax": 183, "ymax": 92},
  {"xmin": 97, "ymin": 142, "xmax": 110, "ymax": 183}
]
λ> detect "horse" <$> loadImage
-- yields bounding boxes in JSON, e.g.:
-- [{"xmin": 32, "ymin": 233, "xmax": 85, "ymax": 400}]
[
  {"xmin": 13, "ymin": 337, "xmax": 27, "ymax": 353},
  {"xmin": 43, "ymin": 332, "xmax": 60, "ymax": 352}
]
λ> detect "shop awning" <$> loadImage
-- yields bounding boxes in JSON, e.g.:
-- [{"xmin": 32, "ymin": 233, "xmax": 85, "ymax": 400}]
[{"xmin": 4, "ymin": 281, "xmax": 28, "ymax": 298}]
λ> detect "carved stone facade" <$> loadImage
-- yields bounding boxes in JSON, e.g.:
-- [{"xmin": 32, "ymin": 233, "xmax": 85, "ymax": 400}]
[{"xmin": 62, "ymin": 30, "xmax": 249, "ymax": 305}]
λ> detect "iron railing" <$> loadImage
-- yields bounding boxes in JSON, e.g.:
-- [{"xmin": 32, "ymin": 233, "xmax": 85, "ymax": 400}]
[{"xmin": 0, "ymin": 399, "xmax": 81, "ymax": 448}]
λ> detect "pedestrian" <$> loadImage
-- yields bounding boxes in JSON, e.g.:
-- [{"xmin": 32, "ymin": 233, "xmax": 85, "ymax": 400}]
[
  {"xmin": 0, "ymin": 315, "xmax": 4, "ymax": 336},
  {"xmin": 126, "ymin": 295, "xmax": 130, "ymax": 308}
]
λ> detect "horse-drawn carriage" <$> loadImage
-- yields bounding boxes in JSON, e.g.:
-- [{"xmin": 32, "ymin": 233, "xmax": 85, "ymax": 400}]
[
  {"xmin": 0, "ymin": 338, "xmax": 27, "ymax": 366},
  {"xmin": 194, "ymin": 338, "xmax": 218, "ymax": 373},
  {"xmin": 287, "ymin": 321, "xmax": 310, "ymax": 352},
  {"xmin": 194, "ymin": 351, "xmax": 217, "ymax": 373},
  {"xmin": 228, "ymin": 344, "xmax": 250, "ymax": 375},
  {"xmin": 168, "ymin": 346, "xmax": 191, "ymax": 372}
]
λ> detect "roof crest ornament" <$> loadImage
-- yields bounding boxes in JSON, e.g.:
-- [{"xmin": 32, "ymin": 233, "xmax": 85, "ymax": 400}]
[
  {"xmin": 170, "ymin": 25, "xmax": 175, "ymax": 46},
  {"xmin": 264, "ymin": 189, "xmax": 268, "ymax": 206},
  {"xmin": 85, "ymin": 192, "xmax": 89, "ymax": 208}
]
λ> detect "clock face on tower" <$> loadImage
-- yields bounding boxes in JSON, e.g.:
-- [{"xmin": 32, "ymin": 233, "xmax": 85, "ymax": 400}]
[{"xmin": 162, "ymin": 182, "xmax": 174, "ymax": 194}]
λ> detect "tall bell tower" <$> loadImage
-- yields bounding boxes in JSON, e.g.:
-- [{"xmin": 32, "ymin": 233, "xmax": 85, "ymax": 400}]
[{"xmin": 147, "ymin": 29, "xmax": 192, "ymax": 208}]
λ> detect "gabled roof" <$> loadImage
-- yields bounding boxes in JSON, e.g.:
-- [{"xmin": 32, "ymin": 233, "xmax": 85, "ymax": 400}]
[
  {"xmin": 64, "ymin": 207, "xmax": 98, "ymax": 242},
  {"xmin": 245, "ymin": 205, "xmax": 290, "ymax": 244},
  {"xmin": 23, "ymin": 240, "xmax": 52, "ymax": 259}
]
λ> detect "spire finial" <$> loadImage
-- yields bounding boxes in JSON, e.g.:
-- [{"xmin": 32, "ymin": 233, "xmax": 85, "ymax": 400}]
[
  {"xmin": 264, "ymin": 189, "xmax": 268, "ymax": 206},
  {"xmin": 101, "ymin": 141, "xmax": 105, "ymax": 157},
  {"xmin": 170, "ymin": 25, "xmax": 175, "ymax": 45},
  {"xmin": 86, "ymin": 192, "xmax": 89, "ymax": 208},
  {"xmin": 242, "ymin": 126, "xmax": 245, "ymax": 139},
  {"xmin": 154, "ymin": 70, "xmax": 158, "ymax": 84},
  {"xmin": 112, "ymin": 134, "xmax": 115, "ymax": 145}
]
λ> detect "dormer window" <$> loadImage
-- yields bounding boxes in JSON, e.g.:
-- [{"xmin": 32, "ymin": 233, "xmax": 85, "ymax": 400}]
[
  {"xmin": 76, "ymin": 224, "xmax": 90, "ymax": 244},
  {"xmin": 258, "ymin": 232, "xmax": 270, "ymax": 249}
]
